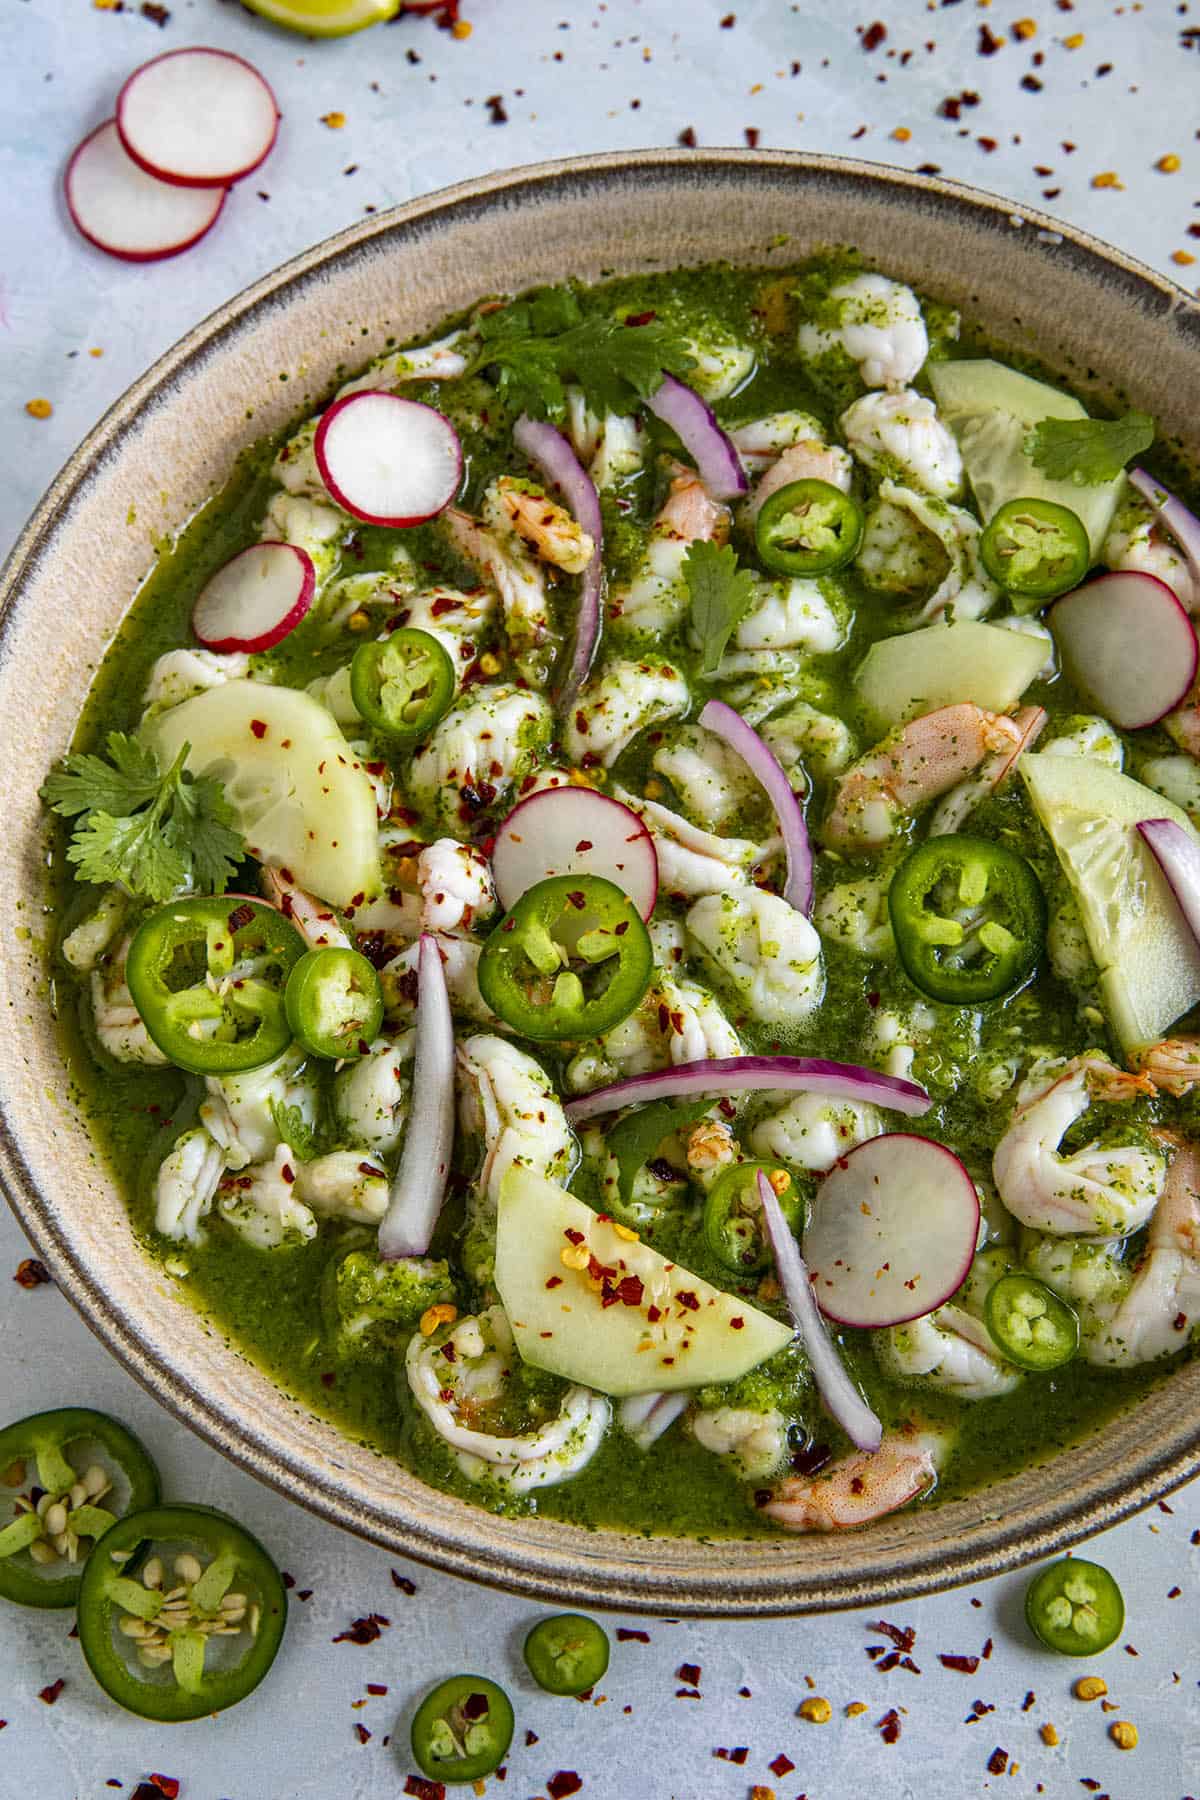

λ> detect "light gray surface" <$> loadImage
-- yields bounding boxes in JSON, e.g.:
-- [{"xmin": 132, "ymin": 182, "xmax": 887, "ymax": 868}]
[{"xmin": 1, "ymin": 2, "xmax": 1198, "ymax": 1795}]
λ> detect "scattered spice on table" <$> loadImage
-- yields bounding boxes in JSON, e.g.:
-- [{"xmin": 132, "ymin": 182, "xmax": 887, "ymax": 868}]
[
  {"xmin": 38, "ymin": 1679, "xmax": 65, "ymax": 1705},
  {"xmin": 1109, "ymin": 1721, "xmax": 1138, "ymax": 1749},
  {"xmin": 616, "ymin": 1628, "xmax": 649, "ymax": 1642},
  {"xmin": 798, "ymin": 1696, "xmax": 831, "ymax": 1724},
  {"xmin": 546, "ymin": 1773, "xmax": 583, "ymax": 1799},
  {"xmin": 14, "ymin": 1258, "xmax": 51, "ymax": 1287},
  {"xmin": 939, "ymin": 1653, "xmax": 981, "ymax": 1674},
  {"xmin": 877, "ymin": 1708, "xmax": 902, "ymax": 1744},
  {"xmin": 332, "ymin": 1613, "xmax": 390, "ymax": 1645},
  {"xmin": 987, "ymin": 1747, "xmax": 1009, "ymax": 1775},
  {"xmin": 25, "ymin": 399, "xmax": 52, "ymax": 420},
  {"xmin": 391, "ymin": 1569, "xmax": 417, "ymax": 1594},
  {"xmin": 403, "ymin": 1778, "xmax": 445, "ymax": 1800},
  {"xmin": 320, "ymin": 111, "xmax": 346, "ymax": 129}
]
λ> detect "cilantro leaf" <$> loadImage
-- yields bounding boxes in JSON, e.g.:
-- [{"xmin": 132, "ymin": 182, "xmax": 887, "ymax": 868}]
[
  {"xmin": 605, "ymin": 1097, "xmax": 715, "ymax": 1211},
  {"xmin": 1024, "ymin": 410, "xmax": 1155, "ymax": 486},
  {"xmin": 684, "ymin": 539, "xmax": 759, "ymax": 676},
  {"xmin": 470, "ymin": 292, "xmax": 696, "ymax": 421},
  {"xmin": 41, "ymin": 733, "xmax": 243, "ymax": 903}
]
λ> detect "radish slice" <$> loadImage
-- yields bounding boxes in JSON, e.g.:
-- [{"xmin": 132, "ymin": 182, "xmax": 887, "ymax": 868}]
[
  {"xmin": 802, "ymin": 1134, "xmax": 980, "ymax": 1330},
  {"xmin": 698, "ymin": 699, "xmax": 812, "ymax": 914},
  {"xmin": 379, "ymin": 935, "xmax": 455, "ymax": 1261},
  {"xmin": 116, "ymin": 48, "xmax": 279, "ymax": 189},
  {"xmin": 644, "ymin": 374, "xmax": 748, "ymax": 501},
  {"xmin": 192, "ymin": 542, "xmax": 315, "ymax": 653},
  {"xmin": 1049, "ymin": 571, "xmax": 1198, "ymax": 730},
  {"xmin": 565, "ymin": 1056, "xmax": 930, "ymax": 1124},
  {"xmin": 1137, "ymin": 819, "xmax": 1200, "ymax": 952},
  {"xmin": 491, "ymin": 787, "xmax": 658, "ymax": 921},
  {"xmin": 757, "ymin": 1171, "xmax": 883, "ymax": 1453},
  {"xmin": 314, "ymin": 391, "xmax": 462, "ymax": 527},
  {"xmin": 1128, "ymin": 468, "xmax": 1200, "ymax": 609},
  {"xmin": 512, "ymin": 413, "xmax": 604, "ymax": 707},
  {"xmin": 64, "ymin": 121, "xmax": 226, "ymax": 263}
]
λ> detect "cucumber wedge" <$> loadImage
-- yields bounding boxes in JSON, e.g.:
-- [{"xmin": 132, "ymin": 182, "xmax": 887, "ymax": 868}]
[
  {"xmin": 1021, "ymin": 750, "xmax": 1200, "ymax": 1050},
  {"xmin": 495, "ymin": 1167, "xmax": 792, "ymax": 1395},
  {"xmin": 928, "ymin": 359, "xmax": 1123, "ymax": 558},
  {"xmin": 150, "ymin": 679, "xmax": 380, "ymax": 907},
  {"xmin": 856, "ymin": 621, "xmax": 1047, "ymax": 728}
]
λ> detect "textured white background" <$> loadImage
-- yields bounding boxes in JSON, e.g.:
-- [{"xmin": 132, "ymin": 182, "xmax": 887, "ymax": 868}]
[{"xmin": 1, "ymin": 2, "xmax": 1199, "ymax": 1796}]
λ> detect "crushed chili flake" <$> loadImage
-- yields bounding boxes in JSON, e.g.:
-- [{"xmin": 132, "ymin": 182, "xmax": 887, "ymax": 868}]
[
  {"xmin": 616, "ymin": 1628, "xmax": 649, "ymax": 1642},
  {"xmin": 769, "ymin": 1753, "xmax": 795, "ymax": 1777},
  {"xmin": 987, "ymin": 1748, "xmax": 1009, "ymax": 1775},
  {"xmin": 367, "ymin": 1683, "xmax": 389, "ymax": 1696},
  {"xmin": 877, "ymin": 1708, "xmax": 902, "ymax": 1744},
  {"xmin": 140, "ymin": 2, "xmax": 169, "ymax": 21},
  {"xmin": 354, "ymin": 1724, "xmax": 372, "ymax": 1745},
  {"xmin": 678, "ymin": 126, "xmax": 697, "ymax": 147},
  {"xmin": 862, "ymin": 20, "xmax": 887, "ymax": 51},
  {"xmin": 332, "ymin": 1613, "xmax": 390, "ymax": 1645},
  {"xmin": 675, "ymin": 1688, "xmax": 701, "ymax": 1699},
  {"xmin": 38, "ymin": 1678, "xmax": 65, "ymax": 1705},
  {"xmin": 297, "ymin": 1589, "xmax": 313, "ymax": 1602},
  {"xmin": 868, "ymin": 1619, "xmax": 916, "ymax": 1652},
  {"xmin": 977, "ymin": 22, "xmax": 1003, "ymax": 52},
  {"xmin": 940, "ymin": 1654, "xmax": 981, "ymax": 1674},
  {"xmin": 966, "ymin": 1699, "xmax": 995, "ymax": 1722},
  {"xmin": 981, "ymin": 1636, "xmax": 993, "ymax": 1660},
  {"xmin": 148, "ymin": 1780, "xmax": 179, "ymax": 1800},
  {"xmin": 390, "ymin": 1568, "xmax": 417, "ymax": 1594},
  {"xmin": 1123, "ymin": 1642, "xmax": 1139, "ymax": 1656},
  {"xmin": 546, "ymin": 1775, "xmax": 583, "ymax": 1799},
  {"xmin": 1022, "ymin": 1690, "xmax": 1036, "ymax": 1712},
  {"xmin": 404, "ymin": 1779, "xmax": 446, "ymax": 1800},
  {"xmin": 729, "ymin": 1746, "xmax": 749, "ymax": 1763},
  {"xmin": 525, "ymin": 1730, "xmax": 539, "ymax": 1746},
  {"xmin": 14, "ymin": 1258, "xmax": 51, "ymax": 1289},
  {"xmin": 1168, "ymin": 1586, "xmax": 1182, "ymax": 1599},
  {"xmin": 677, "ymin": 1662, "xmax": 701, "ymax": 1685}
]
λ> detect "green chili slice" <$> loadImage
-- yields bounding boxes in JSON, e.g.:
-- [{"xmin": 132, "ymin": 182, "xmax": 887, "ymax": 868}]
[
  {"xmin": 284, "ymin": 946, "xmax": 383, "ymax": 1060},
  {"xmin": 76, "ymin": 1503, "xmax": 287, "ymax": 1720},
  {"xmin": 126, "ymin": 896, "xmax": 306, "ymax": 1075},
  {"xmin": 523, "ymin": 1613, "xmax": 611, "ymax": 1695},
  {"xmin": 888, "ymin": 834, "xmax": 1046, "ymax": 1004},
  {"xmin": 984, "ymin": 1273, "xmax": 1080, "ymax": 1371},
  {"xmin": 755, "ymin": 478, "xmax": 864, "ymax": 576},
  {"xmin": 980, "ymin": 497, "xmax": 1090, "ymax": 607},
  {"xmin": 1025, "ymin": 1557, "xmax": 1124, "ymax": 1656},
  {"xmin": 350, "ymin": 626, "xmax": 455, "ymax": 741},
  {"xmin": 477, "ymin": 874, "xmax": 653, "ymax": 1042},
  {"xmin": 410, "ymin": 1674, "xmax": 514, "ymax": 1782},
  {"xmin": 703, "ymin": 1160, "xmax": 801, "ymax": 1274},
  {"xmin": 0, "ymin": 1409, "xmax": 160, "ymax": 1609}
]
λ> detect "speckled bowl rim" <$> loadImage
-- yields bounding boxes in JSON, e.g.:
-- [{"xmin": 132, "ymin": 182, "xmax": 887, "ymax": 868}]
[{"xmin": 1, "ymin": 149, "xmax": 1198, "ymax": 1615}]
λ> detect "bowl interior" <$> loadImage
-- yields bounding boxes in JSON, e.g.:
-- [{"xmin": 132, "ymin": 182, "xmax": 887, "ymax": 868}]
[{"xmin": 2, "ymin": 150, "xmax": 1198, "ymax": 1614}]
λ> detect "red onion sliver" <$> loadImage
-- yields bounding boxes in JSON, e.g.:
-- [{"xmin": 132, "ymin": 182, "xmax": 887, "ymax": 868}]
[
  {"xmin": 644, "ymin": 373, "xmax": 748, "ymax": 502},
  {"xmin": 513, "ymin": 412, "xmax": 604, "ymax": 707},
  {"xmin": 1137, "ymin": 818, "xmax": 1200, "ymax": 951},
  {"xmin": 698, "ymin": 698, "xmax": 813, "ymax": 914},
  {"xmin": 564, "ymin": 1055, "xmax": 930, "ymax": 1123},
  {"xmin": 378, "ymin": 934, "xmax": 455, "ymax": 1260},
  {"xmin": 757, "ymin": 1171, "xmax": 883, "ymax": 1454},
  {"xmin": 1127, "ymin": 468, "xmax": 1200, "ymax": 608}
]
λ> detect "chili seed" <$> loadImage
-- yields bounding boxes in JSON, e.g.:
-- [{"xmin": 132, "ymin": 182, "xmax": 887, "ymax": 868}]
[
  {"xmin": 174, "ymin": 1554, "xmax": 203, "ymax": 1584},
  {"xmin": 1109, "ymin": 1720, "xmax": 1138, "ymax": 1749},
  {"xmin": 799, "ymin": 1696, "xmax": 832, "ymax": 1723},
  {"xmin": 1074, "ymin": 1676, "xmax": 1107, "ymax": 1702}
]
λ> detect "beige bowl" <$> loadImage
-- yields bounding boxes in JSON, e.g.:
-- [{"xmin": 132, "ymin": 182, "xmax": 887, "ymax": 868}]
[{"xmin": 2, "ymin": 151, "xmax": 1198, "ymax": 1615}]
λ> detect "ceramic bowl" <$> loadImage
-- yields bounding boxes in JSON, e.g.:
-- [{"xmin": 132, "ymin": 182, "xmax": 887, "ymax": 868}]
[{"xmin": 2, "ymin": 151, "xmax": 1197, "ymax": 1614}]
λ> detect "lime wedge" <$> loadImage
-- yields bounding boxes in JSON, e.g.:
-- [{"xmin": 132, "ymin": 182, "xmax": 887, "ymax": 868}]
[{"xmin": 242, "ymin": 0, "xmax": 401, "ymax": 36}]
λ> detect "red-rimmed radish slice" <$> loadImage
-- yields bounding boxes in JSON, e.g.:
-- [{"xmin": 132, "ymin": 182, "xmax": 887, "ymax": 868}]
[
  {"xmin": 116, "ymin": 48, "xmax": 279, "ymax": 189},
  {"xmin": 491, "ymin": 787, "xmax": 658, "ymax": 921},
  {"xmin": 64, "ymin": 121, "xmax": 226, "ymax": 263},
  {"xmin": 802, "ymin": 1133, "xmax": 979, "ymax": 1330},
  {"xmin": 1137, "ymin": 819, "xmax": 1200, "ymax": 952},
  {"xmin": 1049, "ymin": 571, "xmax": 1198, "ymax": 730},
  {"xmin": 314, "ymin": 391, "xmax": 462, "ymax": 527},
  {"xmin": 192, "ymin": 542, "xmax": 315, "ymax": 653}
]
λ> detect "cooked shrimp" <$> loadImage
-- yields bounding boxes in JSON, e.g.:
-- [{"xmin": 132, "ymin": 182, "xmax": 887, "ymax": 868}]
[
  {"xmin": 1085, "ymin": 1141, "xmax": 1200, "ymax": 1366},
  {"xmin": 91, "ymin": 936, "xmax": 169, "ymax": 1067},
  {"xmin": 992, "ymin": 1053, "xmax": 1166, "ymax": 1237},
  {"xmin": 1164, "ymin": 689, "xmax": 1200, "ymax": 761},
  {"xmin": 442, "ymin": 503, "xmax": 555, "ymax": 685},
  {"xmin": 261, "ymin": 867, "xmax": 353, "ymax": 950},
  {"xmin": 1132, "ymin": 1037, "xmax": 1200, "ymax": 1097},
  {"xmin": 1104, "ymin": 492, "xmax": 1198, "ymax": 613},
  {"xmin": 488, "ymin": 475, "xmax": 595, "ymax": 574},
  {"xmin": 875, "ymin": 1299, "xmax": 1023, "ymax": 1400},
  {"xmin": 610, "ymin": 469, "xmax": 729, "ymax": 635},
  {"xmin": 758, "ymin": 1427, "xmax": 942, "ymax": 1532},
  {"xmin": 797, "ymin": 272, "xmax": 929, "ymax": 390},
  {"xmin": 692, "ymin": 1405, "xmax": 788, "ymax": 1480},
  {"xmin": 824, "ymin": 703, "xmax": 1023, "ymax": 852},
  {"xmin": 745, "ymin": 438, "xmax": 854, "ymax": 523},
  {"xmin": 928, "ymin": 704, "xmax": 1046, "ymax": 836}
]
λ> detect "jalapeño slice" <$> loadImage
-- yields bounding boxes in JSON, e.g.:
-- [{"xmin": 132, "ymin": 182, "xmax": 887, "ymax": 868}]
[
  {"xmin": 755, "ymin": 478, "xmax": 864, "ymax": 577},
  {"xmin": 477, "ymin": 874, "xmax": 652, "ymax": 1042},
  {"xmin": 77, "ymin": 1503, "xmax": 287, "ymax": 1720},
  {"xmin": 704, "ymin": 1160, "xmax": 801, "ymax": 1274},
  {"xmin": 1025, "ymin": 1557, "xmax": 1124, "ymax": 1656},
  {"xmin": 0, "ymin": 1408, "xmax": 160, "ymax": 1609},
  {"xmin": 523, "ymin": 1613, "xmax": 611, "ymax": 1696},
  {"xmin": 350, "ymin": 626, "xmax": 455, "ymax": 741},
  {"xmin": 887, "ymin": 834, "xmax": 1046, "ymax": 1005},
  {"xmin": 980, "ymin": 497, "xmax": 1090, "ymax": 607},
  {"xmin": 125, "ymin": 895, "xmax": 306, "ymax": 1075},
  {"xmin": 284, "ymin": 946, "xmax": 383, "ymax": 1060},
  {"xmin": 410, "ymin": 1674, "xmax": 514, "ymax": 1782},
  {"xmin": 984, "ymin": 1272, "xmax": 1080, "ymax": 1371}
]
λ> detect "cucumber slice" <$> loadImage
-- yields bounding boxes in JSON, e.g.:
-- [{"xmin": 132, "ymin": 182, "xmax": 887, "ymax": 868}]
[
  {"xmin": 1021, "ymin": 751, "xmax": 1200, "ymax": 1050},
  {"xmin": 928, "ymin": 359, "xmax": 1123, "ymax": 558},
  {"xmin": 494, "ymin": 1167, "xmax": 792, "ymax": 1395},
  {"xmin": 150, "ymin": 679, "xmax": 380, "ymax": 907},
  {"xmin": 856, "ymin": 621, "xmax": 1047, "ymax": 728}
]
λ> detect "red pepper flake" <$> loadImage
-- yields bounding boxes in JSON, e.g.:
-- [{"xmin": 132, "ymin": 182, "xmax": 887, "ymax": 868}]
[
  {"xmin": 877, "ymin": 1708, "xmax": 902, "ymax": 1744},
  {"xmin": 966, "ymin": 1699, "xmax": 995, "ymax": 1723},
  {"xmin": 769, "ymin": 1753, "xmax": 795, "ymax": 1777},
  {"xmin": 977, "ymin": 22, "xmax": 1003, "ymax": 53},
  {"xmin": 675, "ymin": 1688, "xmax": 701, "ymax": 1699},
  {"xmin": 38, "ymin": 1679, "xmax": 65, "ymax": 1705},
  {"xmin": 738, "ymin": 1687, "xmax": 751, "ymax": 1699},
  {"xmin": 282, "ymin": 1571, "xmax": 296, "ymax": 1589},
  {"xmin": 1168, "ymin": 1585, "xmax": 1182, "ymax": 1598},
  {"xmin": 545, "ymin": 1275, "xmax": 564, "ymax": 1290},
  {"xmin": 1080, "ymin": 1783, "xmax": 1101, "ymax": 1794},
  {"xmin": 729, "ymin": 1747, "xmax": 749, "ymax": 1763},
  {"xmin": 720, "ymin": 11, "xmax": 735, "ymax": 24},
  {"xmin": 981, "ymin": 1636, "xmax": 993, "ymax": 1661},
  {"xmin": 367, "ymin": 1683, "xmax": 389, "ymax": 1695},
  {"xmin": 676, "ymin": 1290, "xmax": 700, "ymax": 1312},
  {"xmin": 404, "ymin": 1779, "xmax": 445, "ymax": 1800},
  {"xmin": 297, "ymin": 1589, "xmax": 313, "ymax": 1602},
  {"xmin": 939, "ymin": 1654, "xmax": 980, "ymax": 1674},
  {"xmin": 547, "ymin": 1775, "xmax": 583, "ymax": 1799},
  {"xmin": 564, "ymin": 1227, "xmax": 585, "ymax": 1245},
  {"xmin": 861, "ymin": 20, "xmax": 886, "ymax": 51},
  {"xmin": 617, "ymin": 1628, "xmax": 649, "ymax": 1642},
  {"xmin": 1124, "ymin": 1643, "xmax": 1139, "ymax": 1656},
  {"xmin": 525, "ymin": 1730, "xmax": 539, "ymax": 1746},
  {"xmin": 485, "ymin": 94, "xmax": 508, "ymax": 125},
  {"xmin": 133, "ymin": 1789, "xmax": 165, "ymax": 1800},
  {"xmin": 332, "ymin": 1613, "xmax": 390, "ymax": 1645},
  {"xmin": 616, "ymin": 1274, "xmax": 644, "ymax": 1307},
  {"xmin": 868, "ymin": 1619, "xmax": 916, "ymax": 1652},
  {"xmin": 744, "ymin": 127, "xmax": 760, "ymax": 149},
  {"xmin": 678, "ymin": 126, "xmax": 697, "ymax": 147},
  {"xmin": 730, "ymin": 1316, "xmax": 745, "ymax": 1330},
  {"xmin": 987, "ymin": 1748, "xmax": 1008, "ymax": 1775},
  {"xmin": 148, "ymin": 1780, "xmax": 180, "ymax": 1800},
  {"xmin": 354, "ymin": 1724, "xmax": 371, "ymax": 1745},
  {"xmin": 1022, "ymin": 1691, "xmax": 1036, "ymax": 1711},
  {"xmin": 646, "ymin": 1304, "xmax": 662, "ymax": 1323},
  {"xmin": 1192, "ymin": 1528, "xmax": 1200, "ymax": 1545},
  {"xmin": 249, "ymin": 719, "xmax": 268, "ymax": 739},
  {"xmin": 677, "ymin": 1662, "xmax": 701, "ymax": 1686},
  {"xmin": 14, "ymin": 1258, "xmax": 51, "ymax": 1289},
  {"xmin": 1021, "ymin": 73, "xmax": 1044, "ymax": 91}
]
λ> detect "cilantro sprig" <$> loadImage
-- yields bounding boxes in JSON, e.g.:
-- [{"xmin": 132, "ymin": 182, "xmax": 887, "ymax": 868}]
[
  {"xmin": 684, "ymin": 539, "xmax": 759, "ymax": 676},
  {"xmin": 1024, "ymin": 410, "xmax": 1155, "ymax": 487},
  {"xmin": 470, "ymin": 286, "xmax": 696, "ymax": 420},
  {"xmin": 41, "ymin": 731, "xmax": 243, "ymax": 903}
]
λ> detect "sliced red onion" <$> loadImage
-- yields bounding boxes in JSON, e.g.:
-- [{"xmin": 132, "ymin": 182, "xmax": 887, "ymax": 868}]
[
  {"xmin": 1128, "ymin": 468, "xmax": 1200, "ymax": 605},
  {"xmin": 564, "ymin": 1056, "xmax": 930, "ymax": 1124},
  {"xmin": 757, "ymin": 1171, "xmax": 883, "ymax": 1454},
  {"xmin": 644, "ymin": 373, "xmax": 748, "ymax": 502},
  {"xmin": 513, "ymin": 412, "xmax": 603, "ymax": 707},
  {"xmin": 1137, "ymin": 818, "xmax": 1200, "ymax": 950},
  {"xmin": 617, "ymin": 1390, "xmax": 690, "ymax": 1450},
  {"xmin": 698, "ymin": 698, "xmax": 813, "ymax": 914},
  {"xmin": 378, "ymin": 934, "xmax": 455, "ymax": 1260}
]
